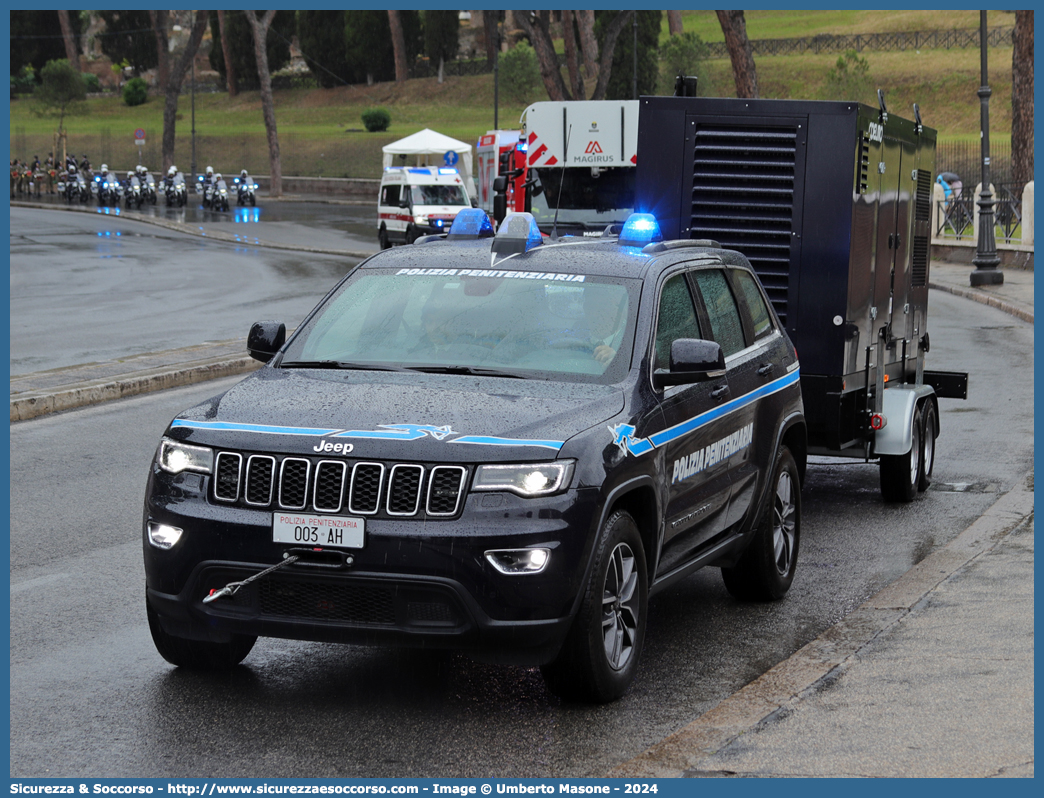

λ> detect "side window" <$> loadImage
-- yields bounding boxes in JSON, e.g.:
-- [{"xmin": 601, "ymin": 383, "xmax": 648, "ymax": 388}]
[
  {"xmin": 654, "ymin": 274, "xmax": 702, "ymax": 369},
  {"xmin": 692, "ymin": 270, "xmax": 746, "ymax": 357},
  {"xmin": 733, "ymin": 269, "xmax": 774, "ymax": 340},
  {"xmin": 380, "ymin": 185, "xmax": 400, "ymax": 206}
]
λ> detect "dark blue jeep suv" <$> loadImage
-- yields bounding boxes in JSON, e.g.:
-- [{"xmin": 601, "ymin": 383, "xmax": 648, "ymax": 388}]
[{"xmin": 144, "ymin": 210, "xmax": 806, "ymax": 702}]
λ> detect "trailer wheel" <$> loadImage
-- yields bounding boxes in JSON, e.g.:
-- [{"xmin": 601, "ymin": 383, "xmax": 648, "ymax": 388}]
[
  {"xmin": 918, "ymin": 401, "xmax": 937, "ymax": 492},
  {"xmin": 880, "ymin": 407, "xmax": 922, "ymax": 502},
  {"xmin": 722, "ymin": 445, "xmax": 800, "ymax": 601}
]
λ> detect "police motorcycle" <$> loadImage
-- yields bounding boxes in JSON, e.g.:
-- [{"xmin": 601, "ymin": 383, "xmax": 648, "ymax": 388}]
[
  {"xmin": 137, "ymin": 165, "xmax": 158, "ymax": 205},
  {"xmin": 210, "ymin": 173, "xmax": 230, "ymax": 212},
  {"xmin": 163, "ymin": 167, "xmax": 188, "ymax": 207},
  {"xmin": 95, "ymin": 164, "xmax": 122, "ymax": 206},
  {"xmin": 234, "ymin": 169, "xmax": 257, "ymax": 206},
  {"xmin": 123, "ymin": 171, "xmax": 143, "ymax": 209},
  {"xmin": 197, "ymin": 165, "xmax": 216, "ymax": 208},
  {"xmin": 60, "ymin": 165, "xmax": 88, "ymax": 203}
]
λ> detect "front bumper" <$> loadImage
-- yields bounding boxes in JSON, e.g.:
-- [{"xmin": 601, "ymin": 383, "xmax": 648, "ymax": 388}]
[{"xmin": 143, "ymin": 473, "xmax": 602, "ymax": 663}]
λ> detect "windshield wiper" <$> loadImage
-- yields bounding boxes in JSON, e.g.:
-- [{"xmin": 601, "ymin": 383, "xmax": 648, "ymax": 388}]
[
  {"xmin": 407, "ymin": 365, "xmax": 528, "ymax": 379},
  {"xmin": 278, "ymin": 360, "xmax": 408, "ymax": 372}
]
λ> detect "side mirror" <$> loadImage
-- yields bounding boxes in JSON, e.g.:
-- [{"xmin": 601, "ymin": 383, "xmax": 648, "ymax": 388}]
[
  {"xmin": 492, "ymin": 175, "xmax": 508, "ymax": 193},
  {"xmin": 247, "ymin": 321, "xmax": 286, "ymax": 363},
  {"xmin": 653, "ymin": 339, "xmax": 726, "ymax": 388}
]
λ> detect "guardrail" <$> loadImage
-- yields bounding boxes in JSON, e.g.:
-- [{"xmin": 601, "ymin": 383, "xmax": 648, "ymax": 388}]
[{"xmin": 932, "ymin": 180, "xmax": 1034, "ymax": 267}]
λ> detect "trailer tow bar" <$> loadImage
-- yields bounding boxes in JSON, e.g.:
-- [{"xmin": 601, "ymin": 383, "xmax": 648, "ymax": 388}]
[{"xmin": 203, "ymin": 554, "xmax": 300, "ymax": 604}]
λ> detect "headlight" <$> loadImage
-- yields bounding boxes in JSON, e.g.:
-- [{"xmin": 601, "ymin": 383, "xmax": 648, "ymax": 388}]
[
  {"xmin": 157, "ymin": 437, "xmax": 213, "ymax": 474},
  {"xmin": 473, "ymin": 461, "xmax": 574, "ymax": 497},
  {"xmin": 414, "ymin": 215, "xmax": 429, "ymax": 225}
]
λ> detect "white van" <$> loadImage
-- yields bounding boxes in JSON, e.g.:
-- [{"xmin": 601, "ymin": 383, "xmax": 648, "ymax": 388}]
[{"xmin": 377, "ymin": 166, "xmax": 473, "ymax": 248}]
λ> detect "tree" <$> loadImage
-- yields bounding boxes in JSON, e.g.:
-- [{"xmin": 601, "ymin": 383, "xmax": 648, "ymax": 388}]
[
  {"xmin": 424, "ymin": 10, "xmax": 460, "ymax": 84},
  {"xmin": 716, "ymin": 10, "xmax": 758, "ymax": 98},
  {"xmin": 344, "ymin": 10, "xmax": 420, "ymax": 85},
  {"xmin": 207, "ymin": 10, "xmax": 293, "ymax": 91},
  {"xmin": 297, "ymin": 9, "xmax": 351, "ymax": 89},
  {"xmin": 247, "ymin": 10, "xmax": 282, "ymax": 197},
  {"xmin": 1011, "ymin": 10, "xmax": 1034, "ymax": 191},
  {"xmin": 217, "ymin": 11, "xmax": 238, "ymax": 96},
  {"xmin": 10, "ymin": 11, "xmax": 84, "ymax": 77},
  {"xmin": 57, "ymin": 11, "xmax": 80, "ymax": 73},
  {"xmin": 162, "ymin": 11, "xmax": 209, "ymax": 172},
  {"xmin": 658, "ymin": 32, "xmax": 713, "ymax": 96},
  {"xmin": 388, "ymin": 10, "xmax": 409, "ymax": 83},
  {"xmin": 97, "ymin": 11, "xmax": 158, "ymax": 74},
  {"xmin": 667, "ymin": 10, "xmax": 684, "ymax": 36},
  {"xmin": 596, "ymin": 10, "xmax": 660, "ymax": 101},
  {"xmin": 33, "ymin": 59, "xmax": 86, "ymax": 133},
  {"xmin": 512, "ymin": 10, "xmax": 632, "ymax": 102},
  {"xmin": 149, "ymin": 11, "xmax": 169, "ymax": 93}
]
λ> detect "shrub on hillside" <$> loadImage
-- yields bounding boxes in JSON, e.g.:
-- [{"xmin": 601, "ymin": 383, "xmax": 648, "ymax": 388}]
[
  {"xmin": 122, "ymin": 77, "xmax": 148, "ymax": 106},
  {"xmin": 821, "ymin": 50, "xmax": 874, "ymax": 103},
  {"xmin": 362, "ymin": 108, "xmax": 391, "ymax": 132},
  {"xmin": 658, "ymin": 32, "xmax": 714, "ymax": 97},
  {"xmin": 82, "ymin": 72, "xmax": 101, "ymax": 93},
  {"xmin": 499, "ymin": 42, "xmax": 541, "ymax": 103}
]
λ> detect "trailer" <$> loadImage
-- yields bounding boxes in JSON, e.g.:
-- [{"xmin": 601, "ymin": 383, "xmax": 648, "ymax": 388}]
[
  {"xmin": 635, "ymin": 94, "xmax": 967, "ymax": 501},
  {"xmin": 488, "ymin": 100, "xmax": 640, "ymax": 235}
]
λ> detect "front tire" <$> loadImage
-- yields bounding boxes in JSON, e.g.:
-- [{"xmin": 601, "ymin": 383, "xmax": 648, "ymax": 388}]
[
  {"xmin": 880, "ymin": 407, "xmax": 922, "ymax": 503},
  {"xmin": 722, "ymin": 446, "xmax": 801, "ymax": 601},
  {"xmin": 378, "ymin": 226, "xmax": 391, "ymax": 250},
  {"xmin": 146, "ymin": 593, "xmax": 256, "ymax": 670},
  {"xmin": 541, "ymin": 510, "xmax": 648, "ymax": 703}
]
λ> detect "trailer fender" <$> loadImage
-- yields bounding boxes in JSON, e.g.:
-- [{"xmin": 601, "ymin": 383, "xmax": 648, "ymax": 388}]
[{"xmin": 874, "ymin": 384, "xmax": 936, "ymax": 456}]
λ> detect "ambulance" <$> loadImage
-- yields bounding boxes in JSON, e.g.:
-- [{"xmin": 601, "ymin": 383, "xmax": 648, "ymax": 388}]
[{"xmin": 377, "ymin": 166, "xmax": 473, "ymax": 248}]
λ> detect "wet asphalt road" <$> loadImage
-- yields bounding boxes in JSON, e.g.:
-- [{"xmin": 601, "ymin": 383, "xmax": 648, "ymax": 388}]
[
  {"xmin": 8, "ymin": 286, "xmax": 1034, "ymax": 777},
  {"xmin": 9, "ymin": 205, "xmax": 378, "ymax": 375}
]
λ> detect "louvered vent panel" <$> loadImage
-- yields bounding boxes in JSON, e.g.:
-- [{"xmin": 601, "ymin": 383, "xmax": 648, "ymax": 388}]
[
  {"xmin": 857, "ymin": 133, "xmax": 871, "ymax": 194},
  {"xmin": 911, "ymin": 169, "xmax": 933, "ymax": 287},
  {"xmin": 690, "ymin": 126, "xmax": 797, "ymax": 323}
]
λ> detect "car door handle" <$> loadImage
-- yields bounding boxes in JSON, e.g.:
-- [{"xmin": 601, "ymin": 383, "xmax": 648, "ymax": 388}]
[
  {"xmin": 757, "ymin": 363, "xmax": 774, "ymax": 377},
  {"xmin": 710, "ymin": 384, "xmax": 729, "ymax": 401}
]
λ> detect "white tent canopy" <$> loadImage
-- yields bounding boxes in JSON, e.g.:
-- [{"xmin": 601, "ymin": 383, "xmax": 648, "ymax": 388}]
[{"xmin": 382, "ymin": 128, "xmax": 475, "ymax": 197}]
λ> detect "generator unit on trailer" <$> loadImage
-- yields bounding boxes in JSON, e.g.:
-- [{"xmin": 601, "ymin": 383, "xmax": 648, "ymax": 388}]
[{"xmin": 635, "ymin": 94, "xmax": 967, "ymax": 501}]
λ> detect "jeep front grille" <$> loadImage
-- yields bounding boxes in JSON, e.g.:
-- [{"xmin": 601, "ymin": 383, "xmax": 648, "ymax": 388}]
[{"xmin": 212, "ymin": 452, "xmax": 468, "ymax": 520}]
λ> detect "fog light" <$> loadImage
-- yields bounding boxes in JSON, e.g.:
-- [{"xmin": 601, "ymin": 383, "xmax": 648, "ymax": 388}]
[
  {"xmin": 147, "ymin": 522, "xmax": 183, "ymax": 550},
  {"xmin": 485, "ymin": 548, "xmax": 551, "ymax": 575}
]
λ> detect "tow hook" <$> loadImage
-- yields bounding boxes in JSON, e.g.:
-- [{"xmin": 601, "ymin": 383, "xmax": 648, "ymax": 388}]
[{"xmin": 202, "ymin": 553, "xmax": 300, "ymax": 604}]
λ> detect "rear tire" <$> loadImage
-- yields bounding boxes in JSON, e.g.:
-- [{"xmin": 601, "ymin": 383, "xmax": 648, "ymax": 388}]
[
  {"xmin": 918, "ymin": 401, "xmax": 937, "ymax": 492},
  {"xmin": 541, "ymin": 510, "xmax": 647, "ymax": 703},
  {"xmin": 722, "ymin": 446, "xmax": 801, "ymax": 601},
  {"xmin": 146, "ymin": 593, "xmax": 256, "ymax": 670},
  {"xmin": 880, "ymin": 407, "xmax": 922, "ymax": 502}
]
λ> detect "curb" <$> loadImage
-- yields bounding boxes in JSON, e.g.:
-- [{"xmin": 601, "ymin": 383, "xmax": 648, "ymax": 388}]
[
  {"xmin": 10, "ymin": 198, "xmax": 373, "ymax": 259},
  {"xmin": 927, "ymin": 279, "xmax": 1034, "ymax": 324},
  {"xmin": 607, "ymin": 471, "xmax": 1035, "ymax": 778},
  {"xmin": 10, "ymin": 355, "xmax": 262, "ymax": 422}
]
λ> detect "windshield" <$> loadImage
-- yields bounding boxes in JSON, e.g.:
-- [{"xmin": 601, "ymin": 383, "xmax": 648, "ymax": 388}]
[
  {"xmin": 410, "ymin": 183, "xmax": 469, "ymax": 207},
  {"xmin": 281, "ymin": 268, "xmax": 639, "ymax": 383},
  {"xmin": 528, "ymin": 167, "xmax": 635, "ymax": 229}
]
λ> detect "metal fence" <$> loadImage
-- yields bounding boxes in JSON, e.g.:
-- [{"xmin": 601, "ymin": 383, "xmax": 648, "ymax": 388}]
[
  {"xmin": 937, "ymin": 140, "xmax": 1012, "ymax": 186},
  {"xmin": 935, "ymin": 181, "xmax": 1024, "ymax": 244},
  {"xmin": 706, "ymin": 26, "xmax": 1014, "ymax": 59}
]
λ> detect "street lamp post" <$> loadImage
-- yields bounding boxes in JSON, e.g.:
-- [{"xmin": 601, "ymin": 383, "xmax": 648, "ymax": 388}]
[
  {"xmin": 971, "ymin": 10, "xmax": 1003, "ymax": 286},
  {"xmin": 190, "ymin": 58, "xmax": 196, "ymax": 184}
]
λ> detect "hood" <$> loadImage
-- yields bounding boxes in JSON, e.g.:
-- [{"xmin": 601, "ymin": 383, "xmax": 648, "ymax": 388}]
[{"xmin": 170, "ymin": 367, "xmax": 624, "ymax": 463}]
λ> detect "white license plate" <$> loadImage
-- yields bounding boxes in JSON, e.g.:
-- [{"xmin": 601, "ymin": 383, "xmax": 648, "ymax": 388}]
[{"xmin": 272, "ymin": 513, "xmax": 365, "ymax": 549}]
